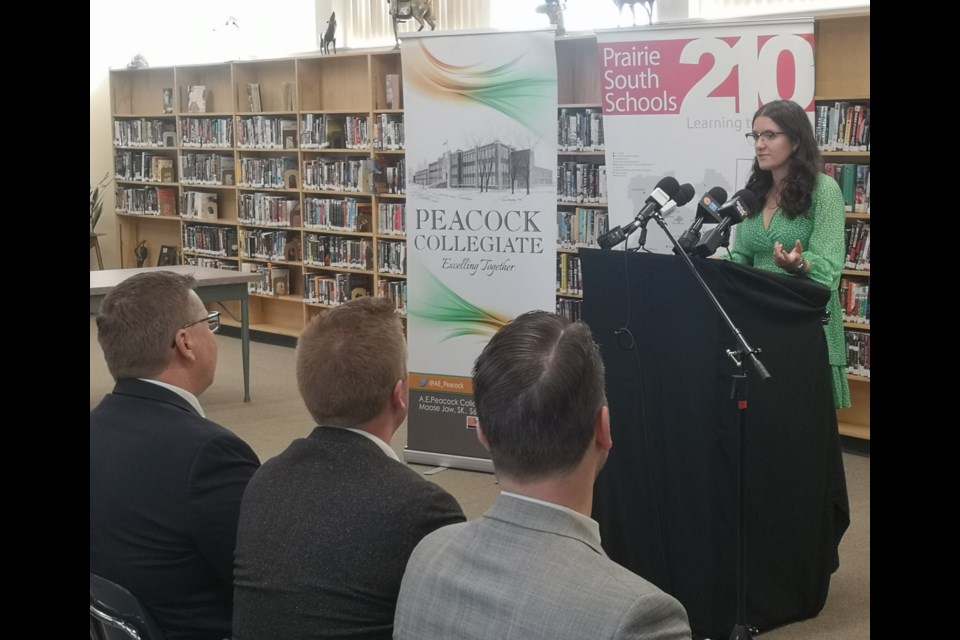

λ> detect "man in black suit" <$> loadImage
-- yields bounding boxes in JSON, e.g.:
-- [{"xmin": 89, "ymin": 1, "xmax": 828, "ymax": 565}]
[
  {"xmin": 91, "ymin": 271, "xmax": 261, "ymax": 640},
  {"xmin": 232, "ymin": 296, "xmax": 465, "ymax": 640}
]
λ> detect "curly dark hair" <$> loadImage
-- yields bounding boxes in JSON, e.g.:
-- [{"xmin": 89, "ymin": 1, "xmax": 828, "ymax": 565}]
[{"xmin": 744, "ymin": 100, "xmax": 822, "ymax": 219}]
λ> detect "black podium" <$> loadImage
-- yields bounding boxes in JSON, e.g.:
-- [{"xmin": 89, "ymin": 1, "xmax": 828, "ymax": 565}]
[{"xmin": 580, "ymin": 249, "xmax": 850, "ymax": 640}]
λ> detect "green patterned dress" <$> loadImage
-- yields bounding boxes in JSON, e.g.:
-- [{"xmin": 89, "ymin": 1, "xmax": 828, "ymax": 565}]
[{"xmin": 726, "ymin": 173, "xmax": 851, "ymax": 409}]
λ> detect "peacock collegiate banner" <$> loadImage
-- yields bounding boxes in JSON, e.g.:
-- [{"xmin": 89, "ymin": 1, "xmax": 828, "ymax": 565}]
[
  {"xmin": 596, "ymin": 18, "xmax": 815, "ymax": 254},
  {"xmin": 401, "ymin": 29, "xmax": 558, "ymax": 471}
]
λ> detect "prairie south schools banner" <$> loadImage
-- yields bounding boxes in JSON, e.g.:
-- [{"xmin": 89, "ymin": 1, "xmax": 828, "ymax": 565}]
[
  {"xmin": 401, "ymin": 29, "xmax": 558, "ymax": 469},
  {"xmin": 597, "ymin": 19, "xmax": 815, "ymax": 254}
]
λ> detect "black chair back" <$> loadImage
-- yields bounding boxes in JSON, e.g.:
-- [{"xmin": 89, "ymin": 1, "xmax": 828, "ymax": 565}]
[{"xmin": 90, "ymin": 573, "xmax": 167, "ymax": 640}]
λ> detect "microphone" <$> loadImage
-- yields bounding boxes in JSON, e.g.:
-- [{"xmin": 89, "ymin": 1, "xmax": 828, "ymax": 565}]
[
  {"xmin": 650, "ymin": 182, "xmax": 696, "ymax": 221},
  {"xmin": 597, "ymin": 176, "xmax": 681, "ymax": 249},
  {"xmin": 633, "ymin": 183, "xmax": 695, "ymax": 250},
  {"xmin": 676, "ymin": 187, "xmax": 727, "ymax": 254},
  {"xmin": 691, "ymin": 189, "xmax": 760, "ymax": 258}
]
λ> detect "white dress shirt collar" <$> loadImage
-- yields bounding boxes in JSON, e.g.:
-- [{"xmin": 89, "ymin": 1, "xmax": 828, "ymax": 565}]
[{"xmin": 139, "ymin": 378, "xmax": 205, "ymax": 418}]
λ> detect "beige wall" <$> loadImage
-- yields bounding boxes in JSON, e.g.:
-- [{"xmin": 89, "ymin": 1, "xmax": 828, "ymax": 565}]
[{"xmin": 90, "ymin": 1, "xmax": 122, "ymax": 269}]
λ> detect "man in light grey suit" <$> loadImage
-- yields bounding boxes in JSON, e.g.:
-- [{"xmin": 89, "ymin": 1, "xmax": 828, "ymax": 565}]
[{"xmin": 394, "ymin": 311, "xmax": 692, "ymax": 640}]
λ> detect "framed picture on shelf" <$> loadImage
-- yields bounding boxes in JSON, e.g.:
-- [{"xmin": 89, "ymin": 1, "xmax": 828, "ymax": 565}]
[{"xmin": 157, "ymin": 245, "xmax": 179, "ymax": 266}]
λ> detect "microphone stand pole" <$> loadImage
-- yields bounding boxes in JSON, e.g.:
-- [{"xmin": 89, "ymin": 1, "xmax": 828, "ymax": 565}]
[
  {"xmin": 629, "ymin": 216, "xmax": 653, "ymax": 251},
  {"xmin": 645, "ymin": 210, "xmax": 771, "ymax": 640}
]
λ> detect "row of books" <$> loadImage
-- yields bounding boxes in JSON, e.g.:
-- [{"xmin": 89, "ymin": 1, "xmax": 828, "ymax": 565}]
[
  {"xmin": 374, "ymin": 158, "xmax": 406, "ymax": 195},
  {"xmin": 557, "ymin": 207, "xmax": 610, "ymax": 249},
  {"xmin": 303, "ymin": 198, "xmax": 372, "ymax": 232},
  {"xmin": 378, "ymin": 279, "xmax": 407, "ymax": 316},
  {"xmin": 815, "ymin": 102, "xmax": 869, "ymax": 152},
  {"xmin": 114, "ymin": 186, "xmax": 177, "ymax": 216},
  {"xmin": 303, "ymin": 158, "xmax": 369, "ymax": 192},
  {"xmin": 844, "ymin": 330, "xmax": 870, "ymax": 378},
  {"xmin": 181, "ymin": 191, "xmax": 219, "ymax": 221},
  {"xmin": 181, "ymin": 117, "xmax": 234, "ymax": 148},
  {"xmin": 239, "ymin": 229, "xmax": 294, "ymax": 261},
  {"xmin": 558, "ymin": 162, "xmax": 608, "ymax": 203},
  {"xmin": 113, "ymin": 119, "xmax": 176, "ymax": 148},
  {"xmin": 217, "ymin": 81, "xmax": 295, "ymax": 114},
  {"xmin": 304, "ymin": 272, "xmax": 372, "ymax": 305},
  {"xmin": 115, "ymin": 152, "xmax": 175, "ymax": 183},
  {"xmin": 844, "ymin": 221, "xmax": 870, "ymax": 271},
  {"xmin": 385, "ymin": 74, "xmax": 401, "ymax": 109},
  {"xmin": 245, "ymin": 83, "xmax": 263, "ymax": 113},
  {"xmin": 824, "ymin": 163, "xmax": 869, "ymax": 213},
  {"xmin": 557, "ymin": 254, "xmax": 582, "ymax": 295},
  {"xmin": 379, "ymin": 203, "xmax": 406, "ymax": 236},
  {"xmin": 238, "ymin": 157, "xmax": 298, "ymax": 189},
  {"xmin": 115, "ymin": 113, "xmax": 406, "ymax": 151},
  {"xmin": 237, "ymin": 116, "xmax": 298, "ymax": 149},
  {"xmin": 556, "ymin": 298, "xmax": 582, "ymax": 322},
  {"xmin": 839, "ymin": 278, "xmax": 870, "ymax": 325},
  {"xmin": 239, "ymin": 194, "xmax": 302, "ymax": 227},
  {"xmin": 373, "ymin": 114, "xmax": 405, "ymax": 151},
  {"xmin": 378, "ymin": 239, "xmax": 407, "ymax": 275},
  {"xmin": 180, "ymin": 154, "xmax": 235, "ymax": 185},
  {"xmin": 558, "ymin": 108, "xmax": 604, "ymax": 152},
  {"xmin": 245, "ymin": 263, "xmax": 292, "ymax": 297},
  {"xmin": 184, "ymin": 255, "xmax": 238, "ymax": 270},
  {"xmin": 170, "ymin": 82, "xmax": 294, "ymax": 116},
  {"xmin": 182, "ymin": 225, "xmax": 238, "ymax": 257},
  {"xmin": 304, "ymin": 234, "xmax": 374, "ymax": 270}
]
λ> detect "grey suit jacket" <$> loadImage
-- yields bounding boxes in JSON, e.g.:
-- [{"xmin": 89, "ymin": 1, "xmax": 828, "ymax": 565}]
[{"xmin": 394, "ymin": 493, "xmax": 692, "ymax": 640}]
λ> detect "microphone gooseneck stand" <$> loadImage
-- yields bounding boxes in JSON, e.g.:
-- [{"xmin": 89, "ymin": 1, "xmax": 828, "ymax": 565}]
[{"xmin": 644, "ymin": 209, "xmax": 771, "ymax": 640}]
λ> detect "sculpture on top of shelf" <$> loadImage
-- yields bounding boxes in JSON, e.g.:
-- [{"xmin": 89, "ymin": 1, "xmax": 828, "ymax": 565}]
[
  {"xmin": 215, "ymin": 16, "xmax": 240, "ymax": 30},
  {"xmin": 321, "ymin": 11, "xmax": 337, "ymax": 55},
  {"xmin": 387, "ymin": 0, "xmax": 436, "ymax": 49},
  {"xmin": 613, "ymin": 0, "xmax": 655, "ymax": 26},
  {"xmin": 134, "ymin": 241, "xmax": 149, "ymax": 268},
  {"xmin": 126, "ymin": 54, "xmax": 149, "ymax": 69},
  {"xmin": 535, "ymin": 0, "xmax": 566, "ymax": 36}
]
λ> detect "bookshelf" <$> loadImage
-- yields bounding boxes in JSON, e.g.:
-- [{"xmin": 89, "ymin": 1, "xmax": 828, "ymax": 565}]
[
  {"xmin": 109, "ymin": 50, "xmax": 408, "ymax": 339},
  {"xmin": 815, "ymin": 13, "xmax": 870, "ymax": 440},
  {"xmin": 555, "ymin": 36, "xmax": 608, "ymax": 322}
]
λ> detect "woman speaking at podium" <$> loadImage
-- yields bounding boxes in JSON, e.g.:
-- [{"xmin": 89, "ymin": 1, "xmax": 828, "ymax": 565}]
[{"xmin": 727, "ymin": 99, "xmax": 850, "ymax": 409}]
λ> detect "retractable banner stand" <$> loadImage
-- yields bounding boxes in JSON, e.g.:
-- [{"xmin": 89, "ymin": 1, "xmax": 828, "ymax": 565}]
[
  {"xmin": 596, "ymin": 18, "xmax": 815, "ymax": 253},
  {"xmin": 401, "ymin": 29, "xmax": 558, "ymax": 471}
]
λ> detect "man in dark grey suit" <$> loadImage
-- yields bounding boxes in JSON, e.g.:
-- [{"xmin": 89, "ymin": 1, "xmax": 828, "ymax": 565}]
[
  {"xmin": 233, "ymin": 296, "xmax": 465, "ymax": 640},
  {"xmin": 91, "ymin": 271, "xmax": 261, "ymax": 640},
  {"xmin": 394, "ymin": 310, "xmax": 692, "ymax": 640}
]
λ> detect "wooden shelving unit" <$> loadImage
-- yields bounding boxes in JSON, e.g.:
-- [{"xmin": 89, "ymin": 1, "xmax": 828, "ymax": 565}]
[
  {"xmin": 108, "ymin": 50, "xmax": 408, "ymax": 338},
  {"xmin": 816, "ymin": 13, "xmax": 871, "ymax": 440}
]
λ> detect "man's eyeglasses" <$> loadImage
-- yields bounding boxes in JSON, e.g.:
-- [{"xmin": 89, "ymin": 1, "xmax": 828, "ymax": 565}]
[
  {"xmin": 745, "ymin": 131, "xmax": 789, "ymax": 143},
  {"xmin": 172, "ymin": 311, "xmax": 221, "ymax": 347}
]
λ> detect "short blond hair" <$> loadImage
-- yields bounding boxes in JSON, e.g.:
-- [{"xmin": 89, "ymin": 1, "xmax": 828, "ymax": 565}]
[
  {"xmin": 97, "ymin": 272, "xmax": 198, "ymax": 380},
  {"xmin": 296, "ymin": 297, "xmax": 406, "ymax": 427}
]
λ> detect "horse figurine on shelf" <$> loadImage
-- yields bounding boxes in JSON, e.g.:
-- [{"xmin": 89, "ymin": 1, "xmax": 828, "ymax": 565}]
[
  {"xmin": 321, "ymin": 11, "xmax": 337, "ymax": 54},
  {"xmin": 613, "ymin": 0, "xmax": 655, "ymax": 26},
  {"xmin": 387, "ymin": 0, "xmax": 436, "ymax": 48}
]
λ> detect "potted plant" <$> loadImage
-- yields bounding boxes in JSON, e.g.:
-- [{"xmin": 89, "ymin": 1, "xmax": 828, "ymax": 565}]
[{"xmin": 90, "ymin": 172, "xmax": 112, "ymax": 234}]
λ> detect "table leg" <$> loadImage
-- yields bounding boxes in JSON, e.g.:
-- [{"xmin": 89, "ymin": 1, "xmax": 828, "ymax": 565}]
[
  {"xmin": 242, "ymin": 294, "xmax": 251, "ymax": 402},
  {"xmin": 92, "ymin": 237, "xmax": 104, "ymax": 270}
]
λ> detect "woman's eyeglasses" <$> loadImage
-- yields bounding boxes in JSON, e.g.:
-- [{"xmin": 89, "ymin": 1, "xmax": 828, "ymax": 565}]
[{"xmin": 745, "ymin": 131, "xmax": 788, "ymax": 143}]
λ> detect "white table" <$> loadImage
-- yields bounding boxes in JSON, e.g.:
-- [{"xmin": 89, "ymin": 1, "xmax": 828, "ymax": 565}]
[{"xmin": 90, "ymin": 266, "xmax": 264, "ymax": 402}]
